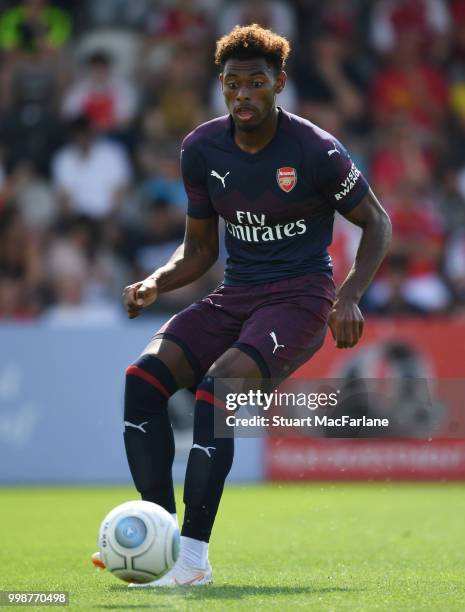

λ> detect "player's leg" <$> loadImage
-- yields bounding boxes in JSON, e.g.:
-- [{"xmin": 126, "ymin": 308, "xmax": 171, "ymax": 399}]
[
  {"xmin": 123, "ymin": 337, "xmax": 198, "ymax": 521},
  {"xmin": 129, "ymin": 275, "xmax": 335, "ymax": 584},
  {"xmin": 124, "ymin": 292, "xmax": 243, "ymax": 527},
  {"xmin": 174, "ymin": 277, "xmax": 335, "ymax": 573},
  {"xmin": 182, "ymin": 347, "xmax": 264, "ymax": 541},
  {"xmin": 134, "ymin": 347, "xmax": 264, "ymax": 587},
  {"xmin": 93, "ymin": 337, "xmax": 198, "ymax": 570}
]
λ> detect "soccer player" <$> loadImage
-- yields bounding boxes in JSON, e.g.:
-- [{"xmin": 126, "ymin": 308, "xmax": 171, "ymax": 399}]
[{"xmin": 96, "ymin": 24, "xmax": 392, "ymax": 586}]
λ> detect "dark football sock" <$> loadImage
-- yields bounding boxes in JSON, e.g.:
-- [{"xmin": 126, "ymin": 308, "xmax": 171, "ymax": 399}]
[
  {"xmin": 182, "ymin": 376, "xmax": 234, "ymax": 543},
  {"xmin": 123, "ymin": 354, "xmax": 178, "ymax": 514}
]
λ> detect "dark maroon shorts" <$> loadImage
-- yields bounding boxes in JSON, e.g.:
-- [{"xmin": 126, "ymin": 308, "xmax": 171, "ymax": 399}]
[{"xmin": 155, "ymin": 273, "xmax": 336, "ymax": 379}]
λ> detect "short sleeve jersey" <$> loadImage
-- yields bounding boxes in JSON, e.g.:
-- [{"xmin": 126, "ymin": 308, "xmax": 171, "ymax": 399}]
[{"xmin": 181, "ymin": 108, "xmax": 369, "ymax": 286}]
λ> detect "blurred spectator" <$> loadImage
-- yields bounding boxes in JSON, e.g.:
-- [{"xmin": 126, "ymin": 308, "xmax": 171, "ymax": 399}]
[
  {"xmin": 139, "ymin": 148, "xmax": 188, "ymax": 215},
  {"xmin": 367, "ymin": 255, "xmax": 431, "ymax": 316},
  {"xmin": 0, "ymin": 0, "xmax": 72, "ymax": 112},
  {"xmin": 294, "ymin": 26, "xmax": 366, "ymax": 129},
  {"xmin": 0, "ymin": 54, "xmax": 62, "ymax": 113},
  {"xmin": 317, "ymin": 0, "xmax": 362, "ymax": 36},
  {"xmin": 299, "ymin": 103, "xmax": 346, "ymax": 143},
  {"xmin": 369, "ymin": 0, "xmax": 450, "ymax": 58},
  {"xmin": 0, "ymin": 206, "xmax": 44, "ymax": 317},
  {"xmin": 0, "ymin": 145, "xmax": 7, "ymax": 210},
  {"xmin": 219, "ymin": 0, "xmax": 296, "ymax": 40},
  {"xmin": 366, "ymin": 186, "xmax": 450, "ymax": 313},
  {"xmin": 62, "ymin": 50, "xmax": 138, "ymax": 133},
  {"xmin": 456, "ymin": 164, "xmax": 465, "ymax": 204},
  {"xmin": 450, "ymin": 0, "xmax": 465, "ymax": 66},
  {"xmin": 41, "ymin": 274, "xmax": 123, "ymax": 326},
  {"xmin": 140, "ymin": 46, "xmax": 206, "ymax": 145},
  {"xmin": 370, "ymin": 15, "xmax": 449, "ymax": 140},
  {"xmin": 143, "ymin": 0, "xmax": 213, "ymax": 78},
  {"xmin": 74, "ymin": 30, "xmax": 142, "ymax": 83},
  {"xmin": 45, "ymin": 214, "xmax": 127, "ymax": 304},
  {"xmin": 435, "ymin": 165, "xmax": 465, "ymax": 232},
  {"xmin": 129, "ymin": 197, "xmax": 185, "ymax": 278},
  {"xmin": 0, "ymin": 2, "xmax": 70, "ymax": 174},
  {"xmin": 0, "ymin": 101, "xmax": 64, "ymax": 174},
  {"xmin": 0, "ymin": 0, "xmax": 72, "ymax": 56},
  {"xmin": 42, "ymin": 213, "xmax": 126, "ymax": 325},
  {"xmin": 449, "ymin": 2, "xmax": 465, "ymax": 171},
  {"xmin": 86, "ymin": 0, "xmax": 149, "ymax": 28},
  {"xmin": 0, "ymin": 277, "xmax": 32, "ymax": 320},
  {"xmin": 129, "ymin": 195, "xmax": 220, "ymax": 311},
  {"xmin": 145, "ymin": 0, "xmax": 212, "ymax": 48},
  {"xmin": 371, "ymin": 118, "xmax": 433, "ymax": 200},
  {"xmin": 444, "ymin": 229, "xmax": 465, "ymax": 310},
  {"xmin": 3, "ymin": 161, "xmax": 56, "ymax": 231},
  {"xmin": 52, "ymin": 115, "xmax": 131, "ymax": 220}
]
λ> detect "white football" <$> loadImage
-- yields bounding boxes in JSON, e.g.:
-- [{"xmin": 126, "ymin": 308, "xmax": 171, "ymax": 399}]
[{"xmin": 98, "ymin": 500, "xmax": 179, "ymax": 583}]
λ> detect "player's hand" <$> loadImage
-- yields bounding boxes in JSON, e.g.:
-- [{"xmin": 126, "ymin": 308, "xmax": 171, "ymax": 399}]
[
  {"xmin": 122, "ymin": 277, "xmax": 158, "ymax": 319},
  {"xmin": 328, "ymin": 297, "xmax": 364, "ymax": 349}
]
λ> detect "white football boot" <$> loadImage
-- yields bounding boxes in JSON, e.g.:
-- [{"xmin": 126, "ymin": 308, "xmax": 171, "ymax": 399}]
[{"xmin": 129, "ymin": 559, "xmax": 213, "ymax": 587}]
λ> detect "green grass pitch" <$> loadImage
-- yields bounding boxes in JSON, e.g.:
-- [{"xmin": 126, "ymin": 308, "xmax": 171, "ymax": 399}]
[{"xmin": 2, "ymin": 483, "xmax": 465, "ymax": 611}]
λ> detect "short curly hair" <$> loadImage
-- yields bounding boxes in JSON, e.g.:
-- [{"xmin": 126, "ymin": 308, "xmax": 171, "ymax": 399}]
[{"xmin": 215, "ymin": 24, "xmax": 290, "ymax": 73}]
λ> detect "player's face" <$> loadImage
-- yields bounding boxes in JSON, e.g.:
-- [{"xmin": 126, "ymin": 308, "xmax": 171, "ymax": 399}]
[{"xmin": 221, "ymin": 58, "xmax": 286, "ymax": 131}]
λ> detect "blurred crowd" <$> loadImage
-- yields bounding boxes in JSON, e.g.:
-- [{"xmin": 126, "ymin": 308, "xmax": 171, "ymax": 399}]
[{"xmin": 1, "ymin": 0, "xmax": 465, "ymax": 324}]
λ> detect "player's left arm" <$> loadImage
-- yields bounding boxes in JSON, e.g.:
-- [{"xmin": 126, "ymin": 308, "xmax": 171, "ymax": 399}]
[{"xmin": 329, "ymin": 188, "xmax": 392, "ymax": 348}]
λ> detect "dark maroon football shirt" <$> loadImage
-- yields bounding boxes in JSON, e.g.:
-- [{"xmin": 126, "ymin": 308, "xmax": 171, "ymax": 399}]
[{"xmin": 181, "ymin": 107, "xmax": 369, "ymax": 286}]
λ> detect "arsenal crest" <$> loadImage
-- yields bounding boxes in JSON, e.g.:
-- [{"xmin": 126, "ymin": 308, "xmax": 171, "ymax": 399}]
[{"xmin": 276, "ymin": 167, "xmax": 297, "ymax": 192}]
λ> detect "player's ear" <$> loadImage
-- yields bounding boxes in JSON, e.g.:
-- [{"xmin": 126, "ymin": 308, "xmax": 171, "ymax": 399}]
[
  {"xmin": 275, "ymin": 70, "xmax": 287, "ymax": 94},
  {"xmin": 219, "ymin": 73, "xmax": 224, "ymax": 89}
]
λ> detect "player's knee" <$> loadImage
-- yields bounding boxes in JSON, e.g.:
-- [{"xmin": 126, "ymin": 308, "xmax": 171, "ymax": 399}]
[
  {"xmin": 205, "ymin": 364, "xmax": 224, "ymax": 379},
  {"xmin": 205, "ymin": 361, "xmax": 238, "ymax": 379},
  {"xmin": 206, "ymin": 348, "xmax": 263, "ymax": 380},
  {"xmin": 124, "ymin": 354, "xmax": 178, "ymax": 414}
]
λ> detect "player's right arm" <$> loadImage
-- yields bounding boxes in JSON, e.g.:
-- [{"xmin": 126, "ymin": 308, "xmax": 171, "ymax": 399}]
[{"xmin": 123, "ymin": 134, "xmax": 218, "ymax": 319}]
